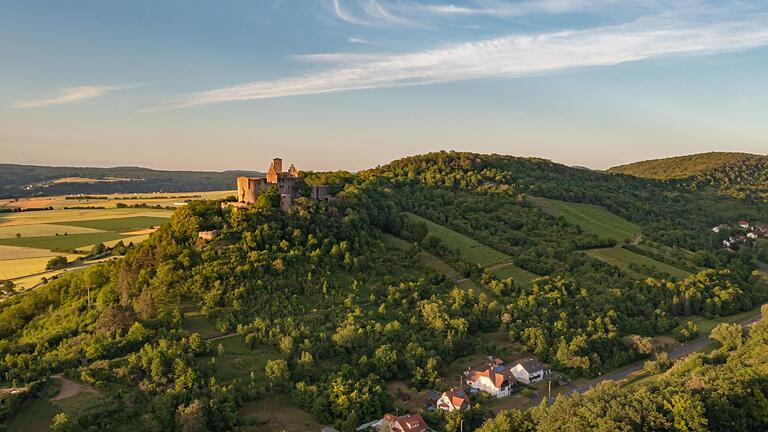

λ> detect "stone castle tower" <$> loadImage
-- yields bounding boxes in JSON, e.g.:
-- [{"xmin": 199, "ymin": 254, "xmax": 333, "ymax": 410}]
[
  {"xmin": 236, "ymin": 158, "xmax": 299, "ymax": 211},
  {"xmin": 229, "ymin": 157, "xmax": 331, "ymax": 212}
]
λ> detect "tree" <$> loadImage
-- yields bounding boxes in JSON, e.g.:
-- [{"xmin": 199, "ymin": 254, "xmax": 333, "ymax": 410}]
[
  {"xmin": 46, "ymin": 256, "xmax": 68, "ymax": 270},
  {"xmin": 50, "ymin": 413, "xmax": 75, "ymax": 432},
  {"xmin": 0, "ymin": 280, "xmax": 14, "ymax": 294},
  {"xmin": 91, "ymin": 242, "xmax": 106, "ymax": 256},
  {"xmin": 675, "ymin": 321, "xmax": 699, "ymax": 343},
  {"xmin": 710, "ymin": 323, "xmax": 744, "ymax": 351},
  {"xmin": 644, "ymin": 351, "xmax": 672, "ymax": 375},
  {"xmin": 15, "ymin": 233, "xmax": 21, "ymax": 240},
  {"xmin": 177, "ymin": 400, "xmax": 207, "ymax": 432},
  {"xmin": 265, "ymin": 359, "xmax": 290, "ymax": 389}
]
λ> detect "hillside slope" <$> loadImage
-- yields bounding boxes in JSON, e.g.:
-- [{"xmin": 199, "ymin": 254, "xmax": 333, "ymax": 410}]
[
  {"xmin": 0, "ymin": 164, "xmax": 261, "ymax": 198},
  {"xmin": 609, "ymin": 152, "xmax": 768, "ymax": 197}
]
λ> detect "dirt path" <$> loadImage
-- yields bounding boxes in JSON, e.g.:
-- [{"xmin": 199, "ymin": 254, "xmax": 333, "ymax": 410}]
[{"xmin": 51, "ymin": 373, "xmax": 100, "ymax": 400}]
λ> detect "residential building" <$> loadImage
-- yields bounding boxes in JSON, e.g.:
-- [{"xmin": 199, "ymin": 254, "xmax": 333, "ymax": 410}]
[{"xmin": 510, "ymin": 356, "xmax": 551, "ymax": 384}]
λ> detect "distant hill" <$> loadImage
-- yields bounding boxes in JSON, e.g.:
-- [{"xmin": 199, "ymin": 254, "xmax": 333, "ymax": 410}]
[
  {"xmin": 0, "ymin": 164, "xmax": 261, "ymax": 198},
  {"xmin": 609, "ymin": 152, "xmax": 768, "ymax": 198}
]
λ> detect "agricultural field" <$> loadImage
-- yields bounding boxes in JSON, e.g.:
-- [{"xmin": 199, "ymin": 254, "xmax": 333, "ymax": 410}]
[
  {"xmin": 0, "ymin": 190, "xmax": 233, "ymax": 210},
  {"xmin": 587, "ymin": 247, "xmax": 691, "ymax": 279},
  {"xmin": 0, "ymin": 207, "xmax": 173, "ymax": 290},
  {"xmin": 528, "ymin": 196, "xmax": 640, "ymax": 243}
]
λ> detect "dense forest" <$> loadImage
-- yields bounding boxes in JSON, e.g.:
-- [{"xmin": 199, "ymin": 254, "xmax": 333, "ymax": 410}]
[
  {"xmin": 0, "ymin": 164, "xmax": 261, "ymax": 198},
  {"xmin": 609, "ymin": 152, "xmax": 768, "ymax": 200},
  {"xmin": 1, "ymin": 151, "xmax": 767, "ymax": 431}
]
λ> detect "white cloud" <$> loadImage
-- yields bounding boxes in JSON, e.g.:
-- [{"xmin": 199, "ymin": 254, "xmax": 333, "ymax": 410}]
[
  {"xmin": 13, "ymin": 85, "xmax": 133, "ymax": 108},
  {"xmin": 158, "ymin": 14, "xmax": 768, "ymax": 108},
  {"xmin": 348, "ymin": 37, "xmax": 371, "ymax": 44},
  {"xmin": 326, "ymin": 0, "xmax": 368, "ymax": 25}
]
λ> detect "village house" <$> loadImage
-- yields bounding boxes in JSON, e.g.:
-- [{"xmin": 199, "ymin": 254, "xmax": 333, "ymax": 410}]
[
  {"xmin": 712, "ymin": 224, "xmax": 730, "ymax": 233},
  {"xmin": 509, "ymin": 356, "xmax": 551, "ymax": 384},
  {"xmin": 377, "ymin": 412, "xmax": 429, "ymax": 432},
  {"xmin": 464, "ymin": 357, "xmax": 517, "ymax": 398},
  {"xmin": 739, "ymin": 220, "xmax": 750, "ymax": 229},
  {"xmin": 747, "ymin": 232, "xmax": 758, "ymax": 240},
  {"xmin": 436, "ymin": 388, "xmax": 470, "ymax": 412}
]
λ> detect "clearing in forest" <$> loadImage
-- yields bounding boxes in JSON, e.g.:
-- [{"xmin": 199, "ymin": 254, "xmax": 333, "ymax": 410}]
[
  {"xmin": 403, "ymin": 212, "xmax": 534, "ymax": 284},
  {"xmin": 528, "ymin": 196, "xmax": 639, "ymax": 243},
  {"xmin": 587, "ymin": 247, "xmax": 691, "ymax": 279}
]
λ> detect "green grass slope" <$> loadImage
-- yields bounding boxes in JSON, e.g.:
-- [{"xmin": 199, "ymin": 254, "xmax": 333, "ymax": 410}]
[
  {"xmin": 587, "ymin": 247, "xmax": 691, "ymax": 279},
  {"xmin": 528, "ymin": 196, "xmax": 639, "ymax": 243}
]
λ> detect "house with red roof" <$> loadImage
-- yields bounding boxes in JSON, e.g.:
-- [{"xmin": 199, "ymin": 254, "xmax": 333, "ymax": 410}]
[
  {"xmin": 464, "ymin": 359, "xmax": 517, "ymax": 398},
  {"xmin": 380, "ymin": 412, "xmax": 429, "ymax": 432},
  {"xmin": 436, "ymin": 388, "xmax": 470, "ymax": 412}
]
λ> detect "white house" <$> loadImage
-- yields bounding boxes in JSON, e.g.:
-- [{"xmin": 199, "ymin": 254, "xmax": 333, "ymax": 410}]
[
  {"xmin": 747, "ymin": 232, "xmax": 758, "ymax": 240},
  {"xmin": 510, "ymin": 357, "xmax": 551, "ymax": 384},
  {"xmin": 436, "ymin": 388, "xmax": 470, "ymax": 412},
  {"xmin": 465, "ymin": 361, "xmax": 516, "ymax": 398}
]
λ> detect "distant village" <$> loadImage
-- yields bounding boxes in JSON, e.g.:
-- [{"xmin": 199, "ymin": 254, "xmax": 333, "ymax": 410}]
[{"xmin": 713, "ymin": 220, "xmax": 768, "ymax": 251}]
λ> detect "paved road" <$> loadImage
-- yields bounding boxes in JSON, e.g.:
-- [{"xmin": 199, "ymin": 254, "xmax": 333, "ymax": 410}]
[{"xmin": 559, "ymin": 306, "xmax": 765, "ymax": 399}]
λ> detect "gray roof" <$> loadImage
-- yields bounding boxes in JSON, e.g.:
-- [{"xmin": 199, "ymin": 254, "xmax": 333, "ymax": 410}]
[{"xmin": 516, "ymin": 356, "xmax": 548, "ymax": 373}]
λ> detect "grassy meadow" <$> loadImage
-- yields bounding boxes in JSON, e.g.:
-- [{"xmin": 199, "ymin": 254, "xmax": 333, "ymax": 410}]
[
  {"xmin": 528, "ymin": 196, "xmax": 640, "ymax": 243},
  {"xmin": 587, "ymin": 247, "xmax": 691, "ymax": 279},
  {"xmin": 396, "ymin": 215, "xmax": 534, "ymax": 286}
]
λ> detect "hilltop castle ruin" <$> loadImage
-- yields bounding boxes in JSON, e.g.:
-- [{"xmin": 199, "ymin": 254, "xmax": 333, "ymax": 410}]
[{"xmin": 231, "ymin": 158, "xmax": 331, "ymax": 211}]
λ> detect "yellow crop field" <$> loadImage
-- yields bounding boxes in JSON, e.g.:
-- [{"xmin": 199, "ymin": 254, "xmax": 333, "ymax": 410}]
[{"xmin": 0, "ymin": 255, "xmax": 80, "ymax": 280}]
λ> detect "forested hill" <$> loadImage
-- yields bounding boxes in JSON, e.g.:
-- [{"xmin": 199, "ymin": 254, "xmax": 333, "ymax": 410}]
[
  {"xmin": 609, "ymin": 152, "xmax": 768, "ymax": 198},
  {"xmin": 2, "ymin": 151, "xmax": 768, "ymax": 431},
  {"xmin": 0, "ymin": 164, "xmax": 261, "ymax": 198}
]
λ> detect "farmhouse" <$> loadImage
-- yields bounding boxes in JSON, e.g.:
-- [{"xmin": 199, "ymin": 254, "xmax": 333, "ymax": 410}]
[
  {"xmin": 436, "ymin": 388, "xmax": 470, "ymax": 412},
  {"xmin": 510, "ymin": 356, "xmax": 551, "ymax": 384},
  {"xmin": 464, "ymin": 358, "xmax": 517, "ymax": 398}
]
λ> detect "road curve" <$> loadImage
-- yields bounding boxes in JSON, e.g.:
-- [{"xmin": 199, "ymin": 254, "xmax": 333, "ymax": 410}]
[{"xmin": 560, "ymin": 306, "xmax": 765, "ymax": 398}]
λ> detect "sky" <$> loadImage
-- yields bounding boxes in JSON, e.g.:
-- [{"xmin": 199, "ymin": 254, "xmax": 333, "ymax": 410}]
[{"xmin": 1, "ymin": 0, "xmax": 767, "ymax": 172}]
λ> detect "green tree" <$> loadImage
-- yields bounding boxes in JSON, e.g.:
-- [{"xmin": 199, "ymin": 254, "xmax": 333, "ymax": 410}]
[
  {"xmin": 265, "ymin": 359, "xmax": 290, "ymax": 389},
  {"xmin": 50, "ymin": 413, "xmax": 75, "ymax": 432},
  {"xmin": 46, "ymin": 255, "xmax": 68, "ymax": 270},
  {"xmin": 710, "ymin": 323, "xmax": 744, "ymax": 351}
]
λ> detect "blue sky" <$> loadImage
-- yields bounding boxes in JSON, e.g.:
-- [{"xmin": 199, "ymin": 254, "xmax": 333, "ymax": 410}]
[{"xmin": 1, "ymin": 0, "xmax": 767, "ymax": 171}]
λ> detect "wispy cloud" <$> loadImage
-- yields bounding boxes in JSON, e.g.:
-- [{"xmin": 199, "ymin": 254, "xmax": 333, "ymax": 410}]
[
  {"xmin": 326, "ymin": 0, "xmax": 368, "ymax": 25},
  {"xmin": 411, "ymin": 0, "xmax": 629, "ymax": 17},
  {"xmin": 325, "ymin": 0, "xmax": 412, "ymax": 26},
  {"xmin": 348, "ymin": 37, "xmax": 371, "ymax": 44},
  {"xmin": 12, "ymin": 85, "xmax": 134, "ymax": 108},
  {"xmin": 157, "ymin": 13, "xmax": 768, "ymax": 109}
]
